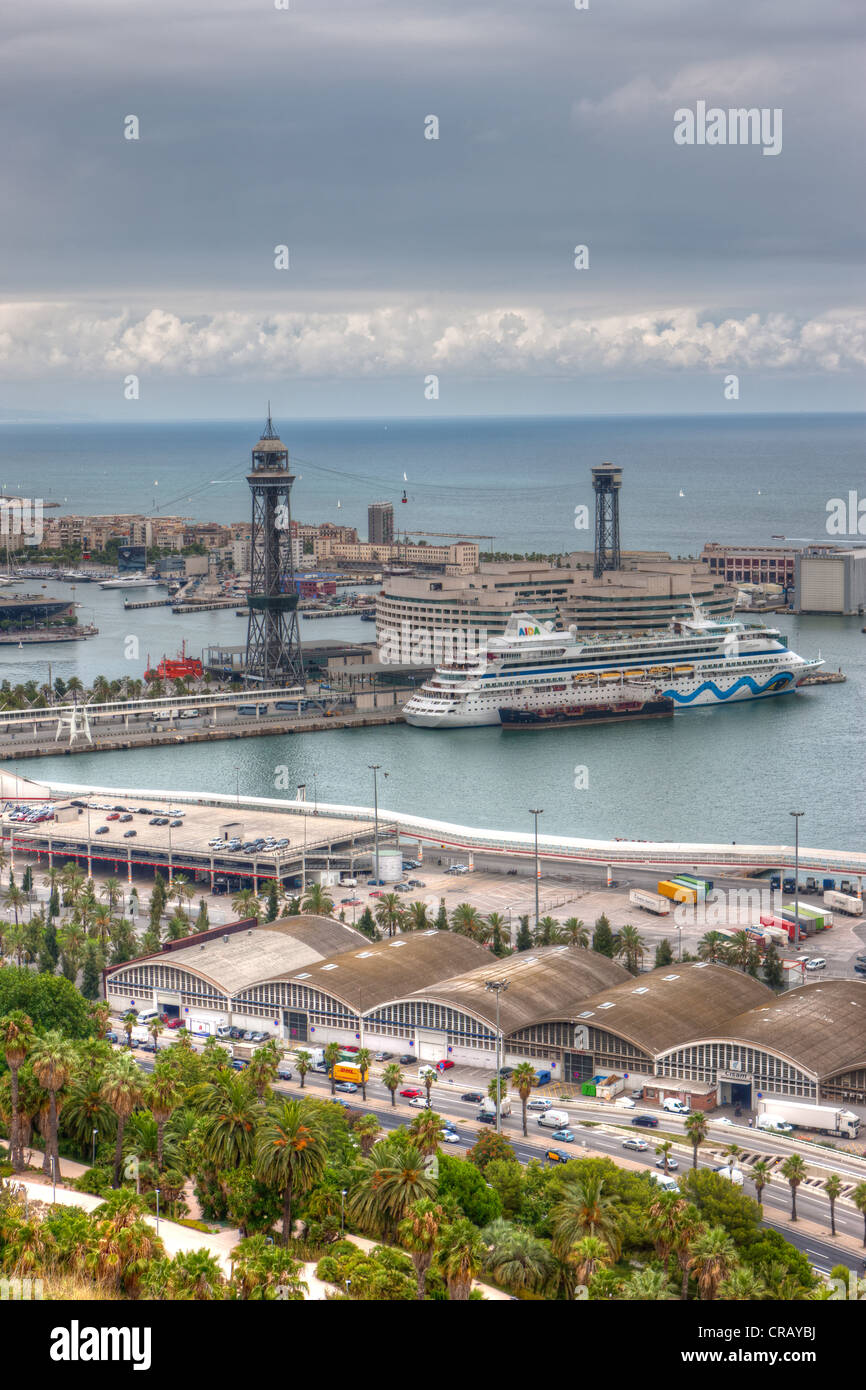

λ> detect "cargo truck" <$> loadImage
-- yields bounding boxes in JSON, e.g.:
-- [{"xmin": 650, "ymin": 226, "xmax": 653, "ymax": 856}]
[
  {"xmin": 479, "ymin": 1097, "xmax": 513, "ymax": 1118},
  {"xmin": 657, "ymin": 879, "xmax": 697, "ymax": 904},
  {"xmin": 759, "ymin": 914, "xmax": 804, "ymax": 944},
  {"xmin": 629, "ymin": 888, "xmax": 671, "ymax": 916},
  {"xmin": 332, "ymin": 1063, "xmax": 369, "ymax": 1084},
  {"xmin": 758, "ymin": 1098, "xmax": 860, "ymax": 1139},
  {"xmin": 823, "ymin": 890, "xmax": 863, "ymax": 916},
  {"xmin": 782, "ymin": 903, "xmax": 830, "ymax": 931}
]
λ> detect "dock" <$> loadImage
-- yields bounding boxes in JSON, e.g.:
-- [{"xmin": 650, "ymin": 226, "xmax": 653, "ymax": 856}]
[{"xmin": 123, "ymin": 597, "xmax": 173, "ymax": 610}]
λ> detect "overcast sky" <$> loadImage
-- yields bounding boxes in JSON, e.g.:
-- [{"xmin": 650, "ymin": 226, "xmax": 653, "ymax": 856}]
[{"xmin": 1, "ymin": 0, "xmax": 863, "ymax": 417}]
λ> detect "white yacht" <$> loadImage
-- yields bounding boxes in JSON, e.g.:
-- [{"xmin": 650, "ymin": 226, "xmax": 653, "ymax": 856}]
[
  {"xmin": 402, "ymin": 606, "xmax": 823, "ymax": 728},
  {"xmin": 99, "ymin": 575, "xmax": 158, "ymax": 590}
]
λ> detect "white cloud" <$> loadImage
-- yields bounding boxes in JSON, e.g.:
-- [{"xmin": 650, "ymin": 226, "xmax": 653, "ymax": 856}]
[{"xmin": 0, "ymin": 301, "xmax": 862, "ymax": 379}]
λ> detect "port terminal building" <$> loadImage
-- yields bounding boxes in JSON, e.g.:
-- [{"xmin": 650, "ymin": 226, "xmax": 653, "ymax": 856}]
[{"xmin": 103, "ymin": 927, "xmax": 866, "ymax": 1108}]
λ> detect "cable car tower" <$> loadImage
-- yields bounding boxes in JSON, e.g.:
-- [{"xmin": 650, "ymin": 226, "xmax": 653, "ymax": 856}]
[{"xmin": 243, "ymin": 408, "xmax": 305, "ymax": 687}]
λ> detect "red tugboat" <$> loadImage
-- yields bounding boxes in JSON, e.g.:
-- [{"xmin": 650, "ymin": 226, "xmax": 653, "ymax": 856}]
[{"xmin": 144, "ymin": 641, "xmax": 204, "ymax": 681}]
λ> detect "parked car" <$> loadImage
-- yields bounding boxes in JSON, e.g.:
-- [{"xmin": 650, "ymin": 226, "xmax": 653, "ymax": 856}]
[
  {"xmin": 119, "ymin": 814, "xmax": 133, "ymax": 823},
  {"xmin": 105, "ymin": 812, "xmax": 120, "ymax": 821},
  {"xmin": 369, "ymin": 890, "xmax": 384, "ymax": 898},
  {"xmin": 714, "ymin": 1116, "xmax": 734, "ymax": 1126},
  {"xmin": 622, "ymin": 1137, "xmax": 648, "ymax": 1151},
  {"xmin": 277, "ymin": 1065, "xmax": 293, "ymax": 1081},
  {"xmin": 498, "ymin": 1066, "xmax": 513, "ymax": 1078},
  {"xmin": 169, "ymin": 819, "xmax": 183, "ymax": 828},
  {"xmin": 374, "ymin": 1051, "xmax": 393, "ymax": 1062},
  {"xmin": 436, "ymin": 1060, "xmax": 455, "ymax": 1071},
  {"xmin": 550, "ymin": 1129, "xmax": 575, "ymax": 1142},
  {"xmin": 123, "ymin": 830, "xmax": 137, "ymax": 838},
  {"xmin": 546, "ymin": 1149, "xmax": 571, "ymax": 1164},
  {"xmin": 232, "ymin": 1058, "xmax": 249, "ymax": 1070},
  {"xmin": 399, "ymin": 1055, "xmax": 414, "ymax": 1065},
  {"xmin": 855, "ymin": 964, "xmax": 866, "ymax": 976},
  {"xmin": 399, "ymin": 1087, "xmax": 423, "ymax": 1098},
  {"xmin": 166, "ymin": 1018, "xmax": 184, "ymax": 1029},
  {"xmin": 632, "ymin": 1115, "xmax": 659, "ymax": 1128},
  {"xmin": 461, "ymin": 1092, "xmax": 484, "ymax": 1104},
  {"xmin": 95, "ymin": 825, "xmax": 109, "ymax": 834},
  {"xmin": 149, "ymin": 817, "xmax": 162, "ymax": 826},
  {"xmin": 805, "ymin": 957, "xmax": 827, "ymax": 971},
  {"xmin": 656, "ymin": 1157, "xmax": 679, "ymax": 1171}
]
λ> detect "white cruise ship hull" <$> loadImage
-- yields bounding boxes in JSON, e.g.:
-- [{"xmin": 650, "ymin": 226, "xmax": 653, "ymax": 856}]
[{"xmin": 404, "ymin": 658, "xmax": 820, "ymax": 728}]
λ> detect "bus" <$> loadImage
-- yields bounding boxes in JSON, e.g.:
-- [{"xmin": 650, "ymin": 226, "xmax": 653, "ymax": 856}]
[{"xmin": 236, "ymin": 704, "xmax": 269, "ymax": 716}]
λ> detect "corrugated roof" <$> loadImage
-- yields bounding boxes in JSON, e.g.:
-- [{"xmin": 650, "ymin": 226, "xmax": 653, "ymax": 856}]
[
  {"xmin": 415, "ymin": 945, "xmax": 630, "ymax": 1034},
  {"xmin": 574, "ymin": 961, "xmax": 772, "ymax": 1056},
  {"xmin": 280, "ymin": 931, "xmax": 489, "ymax": 1012},
  {"xmin": 160, "ymin": 915, "xmax": 367, "ymax": 996},
  {"xmin": 706, "ymin": 981, "xmax": 866, "ymax": 1080}
]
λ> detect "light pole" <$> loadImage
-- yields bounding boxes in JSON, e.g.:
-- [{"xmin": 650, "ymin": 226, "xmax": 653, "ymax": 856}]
[
  {"xmin": 791, "ymin": 811, "xmax": 804, "ymax": 948},
  {"xmin": 369, "ymin": 765, "xmax": 381, "ymax": 880},
  {"xmin": 91, "ymin": 1127, "xmax": 98, "ymax": 1165},
  {"xmin": 155, "ymin": 1187, "xmax": 160, "ymax": 1235},
  {"xmin": 51, "ymin": 1153, "xmax": 57, "ymax": 1205},
  {"xmin": 340, "ymin": 1187, "xmax": 347, "ymax": 1237},
  {"xmin": 485, "ymin": 980, "xmax": 509, "ymax": 1134},
  {"xmin": 529, "ymin": 808, "xmax": 543, "ymax": 937}
]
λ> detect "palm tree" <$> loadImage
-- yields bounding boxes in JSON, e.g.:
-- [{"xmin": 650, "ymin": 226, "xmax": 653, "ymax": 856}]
[
  {"xmin": 300, "ymin": 883, "xmax": 334, "ymax": 917},
  {"xmin": 852, "ymin": 1182, "xmax": 866, "ymax": 1247},
  {"xmin": 569, "ymin": 1234, "xmax": 611, "ymax": 1287},
  {"xmin": 398, "ymin": 1199, "xmax": 445, "ymax": 1300},
  {"xmin": 31, "ymin": 1031, "xmax": 76, "ymax": 1176},
  {"xmin": 697, "ymin": 931, "xmax": 729, "ymax": 963},
  {"xmin": 684, "ymin": 1111, "xmax": 708, "ymax": 1169},
  {"xmin": 231, "ymin": 888, "xmax": 261, "ymax": 922},
  {"xmin": 62, "ymin": 1075, "xmax": 116, "ymax": 1160},
  {"xmin": 450, "ymin": 902, "xmax": 484, "ymax": 940},
  {"xmin": 101, "ymin": 876, "xmax": 123, "ymax": 916},
  {"xmin": 101, "ymin": 1052, "xmax": 145, "ymax": 1187},
  {"xmin": 780, "ymin": 1154, "xmax": 807, "ymax": 1222},
  {"xmin": 354, "ymin": 1047, "xmax": 373, "ymax": 1101},
  {"xmin": 614, "ymin": 923, "xmax": 645, "ymax": 975},
  {"xmin": 294, "ymin": 1049, "xmax": 311, "ymax": 1089},
  {"xmin": 0, "ymin": 1010, "xmax": 34, "ymax": 1170},
  {"xmin": 255, "ymin": 1098, "xmax": 327, "ymax": 1244},
  {"xmin": 562, "ymin": 917, "xmax": 588, "ymax": 948},
  {"xmin": 382, "ymin": 1062, "xmax": 403, "ymax": 1106},
  {"xmin": 323, "ymin": 1041, "xmax": 342, "ymax": 1096},
  {"xmin": 5, "ymin": 882, "xmax": 25, "ymax": 926},
  {"xmin": 353, "ymin": 1113, "xmax": 381, "ymax": 1157},
  {"xmin": 374, "ymin": 893, "xmax": 404, "ymax": 938},
  {"xmin": 822, "ymin": 1173, "xmax": 842, "ymax": 1238},
  {"xmin": 121, "ymin": 1011, "xmax": 137, "ymax": 1048},
  {"xmin": 193, "ymin": 1073, "xmax": 261, "ymax": 1168},
  {"xmin": 512, "ymin": 1061, "xmax": 536, "ymax": 1137},
  {"xmin": 691, "ymin": 1225, "xmax": 738, "ymax": 1300},
  {"xmin": 672, "ymin": 1206, "xmax": 704, "ymax": 1300},
  {"xmin": 551, "ymin": 1176, "xmax": 622, "ymax": 1260},
  {"xmin": 655, "ymin": 1140, "xmax": 674, "ymax": 1174},
  {"xmin": 404, "ymin": 901, "xmax": 430, "ymax": 933},
  {"xmin": 349, "ymin": 1138, "xmax": 435, "ymax": 1238},
  {"xmin": 535, "ymin": 915, "xmax": 562, "ymax": 946},
  {"xmin": 622, "ymin": 1267, "xmax": 677, "ymax": 1300},
  {"xmin": 408, "ymin": 1110, "xmax": 444, "ymax": 1157},
  {"xmin": 146, "ymin": 1070, "xmax": 182, "ymax": 1171},
  {"xmin": 481, "ymin": 1218, "xmax": 556, "ymax": 1295},
  {"xmin": 148, "ymin": 1018, "xmax": 166, "ymax": 1053},
  {"xmin": 246, "ymin": 1040, "xmax": 281, "ymax": 1100},
  {"xmin": 718, "ymin": 1267, "xmax": 767, "ymax": 1300},
  {"xmin": 438, "ymin": 1218, "xmax": 486, "ymax": 1301},
  {"xmin": 751, "ymin": 1158, "xmax": 771, "ymax": 1212}
]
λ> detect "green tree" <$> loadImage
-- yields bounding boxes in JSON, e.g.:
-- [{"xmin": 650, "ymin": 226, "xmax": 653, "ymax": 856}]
[
  {"xmin": 301, "ymin": 883, "xmax": 334, "ymax": 917},
  {"xmin": 31, "ymin": 1030, "xmax": 77, "ymax": 1176},
  {"xmin": 551, "ymin": 1175, "xmax": 621, "ymax": 1260},
  {"xmin": 398, "ymin": 1199, "xmax": 445, "ymax": 1300},
  {"xmin": 356, "ymin": 906, "xmax": 379, "ymax": 941},
  {"xmin": 146, "ymin": 1070, "xmax": 182, "ymax": 1172},
  {"xmin": 512, "ymin": 1061, "xmax": 536, "ymax": 1138},
  {"xmin": 481, "ymin": 1217, "xmax": 556, "ymax": 1295},
  {"xmin": 294, "ymin": 1049, "xmax": 311, "ymax": 1090},
  {"xmin": 101, "ymin": 1052, "xmax": 145, "ymax": 1188},
  {"xmin": 691, "ymin": 1225, "xmax": 738, "ymax": 1300},
  {"xmin": 852, "ymin": 1182, "xmax": 866, "ymax": 1247},
  {"xmin": 382, "ymin": 1062, "xmax": 403, "ymax": 1106},
  {"xmin": 194, "ymin": 1073, "xmax": 261, "ymax": 1169},
  {"xmin": 350, "ymin": 1137, "xmax": 435, "ymax": 1238},
  {"xmin": 614, "ymin": 923, "xmax": 646, "ymax": 975},
  {"xmin": 434, "ymin": 899, "xmax": 449, "ymax": 932},
  {"xmin": 780, "ymin": 1154, "xmax": 807, "ymax": 1222},
  {"xmin": 323, "ymin": 1041, "xmax": 342, "ymax": 1096},
  {"xmin": 264, "ymin": 880, "xmax": 280, "ymax": 922},
  {"xmin": 654, "ymin": 937, "xmax": 674, "ymax": 967},
  {"xmin": 824, "ymin": 1173, "xmax": 842, "ymax": 1238},
  {"xmin": 591, "ymin": 915, "xmax": 615, "ymax": 958},
  {"xmin": 562, "ymin": 917, "xmax": 589, "ymax": 948},
  {"xmin": 684, "ymin": 1111, "xmax": 708, "ymax": 1169},
  {"xmin": 438, "ymin": 1218, "xmax": 486, "ymax": 1301},
  {"xmin": 751, "ymin": 1158, "xmax": 771, "ymax": 1213},
  {"xmin": 0, "ymin": 1010, "xmax": 34, "ymax": 1170},
  {"xmin": 80, "ymin": 941, "xmax": 103, "ymax": 1001},
  {"xmin": 255, "ymin": 1097, "xmax": 328, "ymax": 1245},
  {"xmin": 762, "ymin": 942, "xmax": 784, "ymax": 989},
  {"xmin": 515, "ymin": 915, "xmax": 532, "ymax": 952}
]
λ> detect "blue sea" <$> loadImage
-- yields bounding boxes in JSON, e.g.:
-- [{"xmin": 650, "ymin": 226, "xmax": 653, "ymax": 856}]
[{"xmin": 2, "ymin": 412, "xmax": 864, "ymax": 850}]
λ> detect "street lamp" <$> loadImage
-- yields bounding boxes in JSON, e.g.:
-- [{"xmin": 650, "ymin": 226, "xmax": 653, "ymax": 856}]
[
  {"xmin": 51, "ymin": 1153, "xmax": 57, "ymax": 1205},
  {"xmin": 91, "ymin": 1128, "xmax": 98, "ymax": 1165},
  {"xmin": 485, "ymin": 980, "xmax": 509, "ymax": 1134},
  {"xmin": 529, "ymin": 809, "xmax": 543, "ymax": 937},
  {"xmin": 790, "ymin": 811, "xmax": 804, "ymax": 948},
  {"xmin": 155, "ymin": 1187, "xmax": 160, "ymax": 1235},
  {"xmin": 369, "ymin": 765, "xmax": 382, "ymax": 880},
  {"xmin": 340, "ymin": 1187, "xmax": 347, "ymax": 1236}
]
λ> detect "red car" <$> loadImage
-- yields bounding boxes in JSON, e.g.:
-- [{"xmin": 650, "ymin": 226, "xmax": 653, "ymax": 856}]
[
  {"xmin": 166, "ymin": 1018, "xmax": 185, "ymax": 1029},
  {"xmin": 369, "ymin": 890, "xmax": 384, "ymax": 898},
  {"xmin": 436, "ymin": 1060, "xmax": 454, "ymax": 1071},
  {"xmin": 105, "ymin": 812, "xmax": 120, "ymax": 821},
  {"xmin": 399, "ymin": 1087, "xmax": 423, "ymax": 1098}
]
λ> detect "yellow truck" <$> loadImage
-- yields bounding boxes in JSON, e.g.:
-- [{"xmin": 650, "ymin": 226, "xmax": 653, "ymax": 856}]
[{"xmin": 332, "ymin": 1063, "xmax": 369, "ymax": 1084}]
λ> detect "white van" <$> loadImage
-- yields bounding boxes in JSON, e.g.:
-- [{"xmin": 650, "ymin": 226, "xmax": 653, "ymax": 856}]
[
  {"xmin": 537, "ymin": 1109, "xmax": 571, "ymax": 1129},
  {"xmin": 136, "ymin": 1009, "xmax": 160, "ymax": 1026},
  {"xmin": 662, "ymin": 1098, "xmax": 689, "ymax": 1114},
  {"xmin": 650, "ymin": 1172, "xmax": 679, "ymax": 1192},
  {"xmin": 215, "ymin": 1024, "xmax": 232, "ymax": 1039}
]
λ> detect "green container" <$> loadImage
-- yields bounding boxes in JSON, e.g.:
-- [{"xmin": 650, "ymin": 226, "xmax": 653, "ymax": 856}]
[{"xmin": 581, "ymin": 1082, "xmax": 597, "ymax": 1097}]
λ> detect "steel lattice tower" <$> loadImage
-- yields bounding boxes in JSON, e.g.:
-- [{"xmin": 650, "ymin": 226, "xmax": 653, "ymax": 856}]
[
  {"xmin": 243, "ymin": 410, "xmax": 305, "ymax": 687},
  {"xmin": 591, "ymin": 463, "xmax": 623, "ymax": 578}
]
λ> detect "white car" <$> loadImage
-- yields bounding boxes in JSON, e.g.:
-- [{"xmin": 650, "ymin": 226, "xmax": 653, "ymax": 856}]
[
  {"xmin": 615, "ymin": 1096, "xmax": 636, "ymax": 1109},
  {"xmin": 440, "ymin": 1129, "xmax": 460, "ymax": 1143},
  {"xmin": 714, "ymin": 1116, "xmax": 734, "ymax": 1125},
  {"xmin": 805, "ymin": 957, "xmax": 827, "ymax": 971},
  {"xmin": 408, "ymin": 1097, "xmax": 430, "ymax": 1109}
]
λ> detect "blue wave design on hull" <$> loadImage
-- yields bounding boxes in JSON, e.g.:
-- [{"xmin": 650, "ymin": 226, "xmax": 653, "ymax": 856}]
[{"xmin": 662, "ymin": 672, "xmax": 795, "ymax": 705}]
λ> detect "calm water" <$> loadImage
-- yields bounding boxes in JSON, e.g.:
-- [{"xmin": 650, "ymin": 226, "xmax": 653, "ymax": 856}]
[{"xmin": 3, "ymin": 413, "xmax": 865, "ymax": 849}]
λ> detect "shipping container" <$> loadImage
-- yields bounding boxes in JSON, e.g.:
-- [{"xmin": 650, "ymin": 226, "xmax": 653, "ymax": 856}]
[
  {"xmin": 823, "ymin": 890, "xmax": 863, "ymax": 916},
  {"xmin": 670, "ymin": 876, "xmax": 707, "ymax": 901},
  {"xmin": 674, "ymin": 874, "xmax": 714, "ymax": 893},
  {"xmin": 657, "ymin": 880, "xmax": 697, "ymax": 904},
  {"xmin": 333, "ymin": 1063, "xmax": 369, "ymax": 1084},
  {"xmin": 782, "ymin": 902, "xmax": 829, "ymax": 930}
]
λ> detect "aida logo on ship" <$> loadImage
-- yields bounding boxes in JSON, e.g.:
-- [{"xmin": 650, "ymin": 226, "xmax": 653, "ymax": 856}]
[{"xmin": 517, "ymin": 624, "xmax": 541, "ymax": 637}]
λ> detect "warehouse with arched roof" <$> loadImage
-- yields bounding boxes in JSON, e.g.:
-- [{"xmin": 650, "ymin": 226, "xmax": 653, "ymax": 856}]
[{"xmin": 659, "ymin": 979, "xmax": 866, "ymax": 1105}]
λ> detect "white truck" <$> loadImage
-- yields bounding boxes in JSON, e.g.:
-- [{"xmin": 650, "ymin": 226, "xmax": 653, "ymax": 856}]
[
  {"xmin": 479, "ymin": 1097, "xmax": 513, "ymax": 1117},
  {"xmin": 823, "ymin": 889, "xmax": 863, "ymax": 917},
  {"xmin": 628, "ymin": 888, "xmax": 671, "ymax": 916},
  {"xmin": 758, "ymin": 1098, "xmax": 860, "ymax": 1139}
]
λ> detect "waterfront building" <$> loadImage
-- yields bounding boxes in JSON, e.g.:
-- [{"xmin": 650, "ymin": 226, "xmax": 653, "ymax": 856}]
[{"xmin": 794, "ymin": 546, "xmax": 866, "ymax": 615}]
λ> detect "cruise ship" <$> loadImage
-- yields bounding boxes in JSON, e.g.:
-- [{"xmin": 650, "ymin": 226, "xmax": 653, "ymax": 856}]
[{"xmin": 401, "ymin": 607, "xmax": 823, "ymax": 728}]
